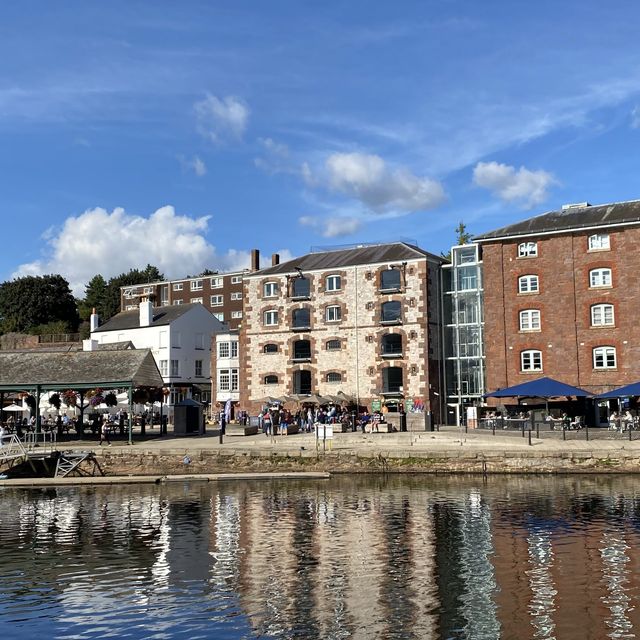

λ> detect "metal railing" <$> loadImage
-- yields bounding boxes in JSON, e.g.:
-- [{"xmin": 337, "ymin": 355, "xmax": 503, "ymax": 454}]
[
  {"xmin": 23, "ymin": 431, "xmax": 57, "ymax": 453},
  {"xmin": 0, "ymin": 434, "xmax": 28, "ymax": 465}
]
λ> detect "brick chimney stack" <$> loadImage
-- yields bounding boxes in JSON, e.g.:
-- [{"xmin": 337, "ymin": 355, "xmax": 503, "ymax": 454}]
[
  {"xmin": 250, "ymin": 249, "xmax": 260, "ymax": 271},
  {"xmin": 271, "ymin": 253, "xmax": 280, "ymax": 266}
]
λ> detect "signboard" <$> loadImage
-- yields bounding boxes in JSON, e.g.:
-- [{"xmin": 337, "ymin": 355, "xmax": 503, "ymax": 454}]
[
  {"xmin": 371, "ymin": 399, "xmax": 382, "ymax": 412},
  {"xmin": 315, "ymin": 423, "xmax": 333, "ymax": 440},
  {"xmin": 466, "ymin": 406, "xmax": 478, "ymax": 429},
  {"xmin": 404, "ymin": 398, "xmax": 414, "ymax": 412}
]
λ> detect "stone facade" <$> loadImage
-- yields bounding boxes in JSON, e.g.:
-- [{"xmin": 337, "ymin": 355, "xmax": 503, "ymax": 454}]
[
  {"xmin": 239, "ymin": 244, "xmax": 445, "ymax": 418},
  {"xmin": 481, "ymin": 225, "xmax": 640, "ymax": 396}
]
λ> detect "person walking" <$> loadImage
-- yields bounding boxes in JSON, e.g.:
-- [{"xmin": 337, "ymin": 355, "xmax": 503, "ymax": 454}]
[{"xmin": 99, "ymin": 420, "xmax": 111, "ymax": 446}]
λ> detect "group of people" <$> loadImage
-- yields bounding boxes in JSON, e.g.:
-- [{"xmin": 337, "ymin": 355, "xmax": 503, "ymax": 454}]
[
  {"xmin": 259, "ymin": 404, "xmax": 359, "ymax": 436},
  {"xmin": 608, "ymin": 410, "xmax": 636, "ymax": 431}
]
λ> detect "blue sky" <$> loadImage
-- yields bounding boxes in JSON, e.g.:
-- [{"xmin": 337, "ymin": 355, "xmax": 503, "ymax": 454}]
[{"xmin": 2, "ymin": 1, "xmax": 640, "ymax": 294}]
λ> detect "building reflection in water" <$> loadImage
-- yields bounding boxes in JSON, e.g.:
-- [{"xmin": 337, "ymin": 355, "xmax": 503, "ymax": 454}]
[{"xmin": 4, "ymin": 477, "xmax": 640, "ymax": 639}]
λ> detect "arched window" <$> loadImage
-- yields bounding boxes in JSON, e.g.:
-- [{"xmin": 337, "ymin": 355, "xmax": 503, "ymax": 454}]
[
  {"xmin": 264, "ymin": 310, "xmax": 278, "ymax": 326},
  {"xmin": 518, "ymin": 275, "xmax": 539, "ymax": 293},
  {"xmin": 588, "ymin": 233, "xmax": 610, "ymax": 251},
  {"xmin": 589, "ymin": 268, "xmax": 612, "ymax": 288},
  {"xmin": 292, "ymin": 339, "xmax": 311, "ymax": 361},
  {"xmin": 263, "ymin": 343, "xmax": 279, "ymax": 354},
  {"xmin": 326, "ymin": 274, "xmax": 342, "ymax": 291},
  {"xmin": 591, "ymin": 304, "xmax": 614, "ymax": 327},
  {"xmin": 381, "ymin": 301, "xmax": 402, "ymax": 323},
  {"xmin": 291, "ymin": 277, "xmax": 310, "ymax": 298},
  {"xmin": 381, "ymin": 333, "xmax": 402, "ymax": 356},
  {"xmin": 382, "ymin": 367, "xmax": 403, "ymax": 393},
  {"xmin": 292, "ymin": 307, "xmax": 311, "ymax": 329},
  {"xmin": 263, "ymin": 281, "xmax": 279, "ymax": 297},
  {"xmin": 593, "ymin": 346, "xmax": 616, "ymax": 369},
  {"xmin": 325, "ymin": 305, "xmax": 342, "ymax": 322},
  {"xmin": 326, "ymin": 339, "xmax": 341, "ymax": 351},
  {"xmin": 518, "ymin": 241, "xmax": 538, "ymax": 257},
  {"xmin": 520, "ymin": 350, "xmax": 542, "ymax": 372},
  {"xmin": 264, "ymin": 375, "xmax": 278, "ymax": 385},
  {"xmin": 380, "ymin": 269, "xmax": 401, "ymax": 291},
  {"xmin": 293, "ymin": 370, "xmax": 312, "ymax": 394},
  {"xmin": 519, "ymin": 309, "xmax": 541, "ymax": 331},
  {"xmin": 326, "ymin": 372, "xmax": 342, "ymax": 383}
]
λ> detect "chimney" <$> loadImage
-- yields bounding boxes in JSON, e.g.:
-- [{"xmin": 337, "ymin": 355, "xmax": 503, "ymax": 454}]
[
  {"xmin": 89, "ymin": 307, "xmax": 99, "ymax": 333},
  {"xmin": 139, "ymin": 298, "xmax": 153, "ymax": 327},
  {"xmin": 83, "ymin": 339, "xmax": 98, "ymax": 352},
  {"xmin": 250, "ymin": 249, "xmax": 260, "ymax": 271},
  {"xmin": 271, "ymin": 253, "xmax": 280, "ymax": 266}
]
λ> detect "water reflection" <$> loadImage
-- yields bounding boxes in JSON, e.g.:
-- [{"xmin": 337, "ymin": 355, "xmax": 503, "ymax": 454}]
[{"xmin": 3, "ymin": 476, "xmax": 640, "ymax": 638}]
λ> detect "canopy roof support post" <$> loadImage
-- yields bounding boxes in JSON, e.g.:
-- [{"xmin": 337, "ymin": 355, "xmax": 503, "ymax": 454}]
[
  {"xmin": 35, "ymin": 385, "xmax": 41, "ymax": 436},
  {"xmin": 128, "ymin": 386, "xmax": 133, "ymax": 445}
]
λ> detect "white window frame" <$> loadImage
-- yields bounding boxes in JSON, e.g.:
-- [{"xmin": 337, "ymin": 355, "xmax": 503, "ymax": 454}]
[
  {"xmin": 231, "ymin": 275, "xmax": 242, "ymax": 284},
  {"xmin": 211, "ymin": 277, "xmax": 223, "ymax": 289},
  {"xmin": 263, "ymin": 281, "xmax": 279, "ymax": 298},
  {"xmin": 326, "ymin": 274, "xmax": 342, "ymax": 292},
  {"xmin": 521, "ymin": 350, "xmax": 542, "ymax": 372},
  {"xmin": 231, "ymin": 341, "xmax": 238, "ymax": 358},
  {"xmin": 170, "ymin": 359, "xmax": 180, "ymax": 376},
  {"xmin": 264, "ymin": 310, "xmax": 278, "ymax": 326},
  {"xmin": 218, "ymin": 369, "xmax": 230, "ymax": 391},
  {"xmin": 590, "ymin": 268, "xmax": 612, "ymax": 288},
  {"xmin": 588, "ymin": 233, "xmax": 610, "ymax": 251},
  {"xmin": 230, "ymin": 292, "xmax": 242, "ymax": 300},
  {"xmin": 519, "ymin": 309, "xmax": 541, "ymax": 331},
  {"xmin": 190, "ymin": 297, "xmax": 203, "ymax": 304},
  {"xmin": 593, "ymin": 346, "xmax": 616, "ymax": 369},
  {"xmin": 218, "ymin": 342, "xmax": 230, "ymax": 359},
  {"xmin": 325, "ymin": 305, "xmax": 342, "ymax": 323},
  {"xmin": 210, "ymin": 295, "xmax": 224, "ymax": 306},
  {"xmin": 591, "ymin": 304, "xmax": 614, "ymax": 327},
  {"xmin": 173, "ymin": 300, "xmax": 183, "ymax": 305},
  {"xmin": 518, "ymin": 241, "xmax": 538, "ymax": 258},
  {"xmin": 190, "ymin": 279, "xmax": 203, "ymax": 291},
  {"xmin": 159, "ymin": 360, "xmax": 168, "ymax": 376},
  {"xmin": 231, "ymin": 310, "xmax": 243, "ymax": 319},
  {"xmin": 231, "ymin": 369, "xmax": 239, "ymax": 391},
  {"xmin": 212, "ymin": 312, "xmax": 224, "ymax": 322},
  {"xmin": 172, "ymin": 283, "xmax": 183, "ymax": 291},
  {"xmin": 518, "ymin": 275, "xmax": 539, "ymax": 294}
]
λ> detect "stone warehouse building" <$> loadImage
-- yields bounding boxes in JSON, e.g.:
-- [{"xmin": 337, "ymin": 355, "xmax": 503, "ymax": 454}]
[
  {"xmin": 476, "ymin": 199, "xmax": 640, "ymax": 422},
  {"xmin": 239, "ymin": 242, "xmax": 446, "ymax": 421}
]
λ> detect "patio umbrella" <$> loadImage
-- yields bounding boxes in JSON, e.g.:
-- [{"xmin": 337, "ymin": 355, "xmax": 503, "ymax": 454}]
[
  {"xmin": 337, "ymin": 391, "xmax": 356, "ymax": 403},
  {"xmin": 306, "ymin": 393, "xmax": 329, "ymax": 405},
  {"xmin": 2, "ymin": 403, "xmax": 27, "ymax": 412},
  {"xmin": 598, "ymin": 381, "xmax": 640, "ymax": 398},
  {"xmin": 255, "ymin": 396, "xmax": 282, "ymax": 405},
  {"xmin": 484, "ymin": 377, "xmax": 592, "ymax": 398}
]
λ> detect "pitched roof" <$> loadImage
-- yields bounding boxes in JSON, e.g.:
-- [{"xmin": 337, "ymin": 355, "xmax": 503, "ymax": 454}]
[
  {"xmin": 474, "ymin": 200, "xmax": 640, "ymax": 242},
  {"xmin": 0, "ymin": 349, "xmax": 164, "ymax": 390},
  {"xmin": 95, "ymin": 303, "xmax": 207, "ymax": 333},
  {"xmin": 250, "ymin": 242, "xmax": 442, "ymax": 277}
]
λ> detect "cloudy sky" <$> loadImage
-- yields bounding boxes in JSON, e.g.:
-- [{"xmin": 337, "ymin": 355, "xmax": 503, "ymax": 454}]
[{"xmin": 2, "ymin": 1, "xmax": 640, "ymax": 294}]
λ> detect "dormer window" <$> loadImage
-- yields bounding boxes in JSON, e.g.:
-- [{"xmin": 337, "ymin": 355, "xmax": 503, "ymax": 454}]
[
  {"xmin": 518, "ymin": 241, "xmax": 538, "ymax": 257},
  {"xmin": 588, "ymin": 233, "xmax": 610, "ymax": 251}
]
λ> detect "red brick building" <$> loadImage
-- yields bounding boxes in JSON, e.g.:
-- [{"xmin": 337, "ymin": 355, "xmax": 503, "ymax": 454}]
[{"xmin": 476, "ymin": 200, "xmax": 640, "ymax": 404}]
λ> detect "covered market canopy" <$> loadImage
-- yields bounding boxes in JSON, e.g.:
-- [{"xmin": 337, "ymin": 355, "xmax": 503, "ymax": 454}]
[{"xmin": 484, "ymin": 376, "xmax": 592, "ymax": 399}]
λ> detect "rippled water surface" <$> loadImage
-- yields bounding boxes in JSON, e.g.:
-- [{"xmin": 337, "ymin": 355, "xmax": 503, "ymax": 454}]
[{"xmin": 3, "ymin": 475, "xmax": 640, "ymax": 639}]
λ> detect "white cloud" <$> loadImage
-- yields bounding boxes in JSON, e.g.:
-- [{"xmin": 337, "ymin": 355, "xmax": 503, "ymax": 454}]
[
  {"xmin": 13, "ymin": 206, "xmax": 249, "ymax": 296},
  {"xmin": 253, "ymin": 137, "xmax": 291, "ymax": 174},
  {"xmin": 194, "ymin": 94, "xmax": 249, "ymax": 143},
  {"xmin": 179, "ymin": 154, "xmax": 207, "ymax": 176},
  {"xmin": 299, "ymin": 215, "xmax": 362, "ymax": 238},
  {"xmin": 472, "ymin": 161, "xmax": 557, "ymax": 209},
  {"xmin": 632, "ymin": 106, "xmax": 640, "ymax": 129},
  {"xmin": 307, "ymin": 152, "xmax": 445, "ymax": 214}
]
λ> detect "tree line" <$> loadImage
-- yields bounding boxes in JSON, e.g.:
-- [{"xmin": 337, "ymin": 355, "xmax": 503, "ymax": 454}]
[{"xmin": 0, "ymin": 264, "xmax": 163, "ymax": 338}]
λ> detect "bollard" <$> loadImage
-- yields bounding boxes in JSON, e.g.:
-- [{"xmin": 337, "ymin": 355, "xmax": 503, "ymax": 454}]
[
  {"xmin": 536, "ymin": 423, "xmax": 540, "ymax": 439},
  {"xmin": 562, "ymin": 425, "xmax": 566, "ymax": 441},
  {"xmin": 351, "ymin": 411, "xmax": 357, "ymax": 432},
  {"xmin": 492, "ymin": 422, "xmax": 496, "ymax": 436},
  {"xmin": 630, "ymin": 425, "xmax": 633, "ymax": 442},
  {"xmin": 522, "ymin": 422, "xmax": 526, "ymax": 438},
  {"xmin": 585, "ymin": 425, "xmax": 589, "ymax": 441},
  {"xmin": 528, "ymin": 428, "xmax": 532, "ymax": 446}
]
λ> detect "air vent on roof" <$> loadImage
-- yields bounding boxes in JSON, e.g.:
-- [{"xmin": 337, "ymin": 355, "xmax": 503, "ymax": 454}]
[{"xmin": 561, "ymin": 202, "xmax": 590, "ymax": 210}]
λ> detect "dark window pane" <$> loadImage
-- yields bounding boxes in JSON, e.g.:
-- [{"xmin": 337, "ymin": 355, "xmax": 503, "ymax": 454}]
[
  {"xmin": 381, "ymin": 301, "xmax": 402, "ymax": 322},
  {"xmin": 381, "ymin": 334, "xmax": 402, "ymax": 355},
  {"xmin": 292, "ymin": 277, "xmax": 310, "ymax": 297},
  {"xmin": 292, "ymin": 308, "xmax": 310, "ymax": 327},
  {"xmin": 383, "ymin": 367, "xmax": 403, "ymax": 392},
  {"xmin": 380, "ymin": 269, "xmax": 401, "ymax": 290}
]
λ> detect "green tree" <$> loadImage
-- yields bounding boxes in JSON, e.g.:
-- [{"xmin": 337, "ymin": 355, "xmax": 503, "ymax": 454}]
[
  {"xmin": 441, "ymin": 221, "xmax": 473, "ymax": 261},
  {"xmin": 78, "ymin": 274, "xmax": 107, "ymax": 322},
  {"xmin": 0, "ymin": 275, "xmax": 79, "ymax": 334}
]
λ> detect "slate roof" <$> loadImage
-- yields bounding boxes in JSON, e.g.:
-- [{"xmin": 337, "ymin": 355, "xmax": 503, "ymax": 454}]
[
  {"xmin": 475, "ymin": 200, "xmax": 640, "ymax": 241},
  {"xmin": 0, "ymin": 349, "xmax": 164, "ymax": 390},
  {"xmin": 250, "ymin": 242, "xmax": 443, "ymax": 277},
  {"xmin": 95, "ymin": 303, "xmax": 204, "ymax": 333}
]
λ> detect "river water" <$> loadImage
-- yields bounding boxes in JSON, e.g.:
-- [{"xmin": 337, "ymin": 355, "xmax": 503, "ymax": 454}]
[{"xmin": 2, "ymin": 475, "xmax": 640, "ymax": 640}]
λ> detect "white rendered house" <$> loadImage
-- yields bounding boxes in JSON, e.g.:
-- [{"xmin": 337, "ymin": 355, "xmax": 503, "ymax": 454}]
[{"xmin": 90, "ymin": 299, "xmax": 226, "ymax": 404}]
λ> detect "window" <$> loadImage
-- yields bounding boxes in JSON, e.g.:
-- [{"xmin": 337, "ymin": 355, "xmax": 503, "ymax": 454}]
[
  {"xmin": 173, "ymin": 283, "xmax": 183, "ymax": 291},
  {"xmin": 382, "ymin": 367, "xmax": 403, "ymax": 393},
  {"xmin": 264, "ymin": 374, "xmax": 278, "ymax": 385},
  {"xmin": 381, "ymin": 333, "xmax": 402, "ymax": 356},
  {"xmin": 593, "ymin": 346, "xmax": 616, "ymax": 369},
  {"xmin": 191, "ymin": 279, "xmax": 203, "ymax": 291},
  {"xmin": 231, "ymin": 275, "xmax": 242, "ymax": 284},
  {"xmin": 326, "ymin": 275, "xmax": 341, "ymax": 291},
  {"xmin": 264, "ymin": 310, "xmax": 278, "ymax": 326},
  {"xmin": 143, "ymin": 286, "xmax": 153, "ymax": 294},
  {"xmin": 590, "ymin": 268, "xmax": 612, "ymax": 287},
  {"xmin": 218, "ymin": 369, "xmax": 230, "ymax": 391},
  {"xmin": 519, "ymin": 309, "xmax": 541, "ymax": 331},
  {"xmin": 170, "ymin": 359, "xmax": 180, "ymax": 376},
  {"xmin": 325, "ymin": 305, "xmax": 342, "ymax": 322},
  {"xmin": 380, "ymin": 269, "xmax": 401, "ymax": 291},
  {"xmin": 293, "ymin": 370, "xmax": 312, "ymax": 394},
  {"xmin": 293, "ymin": 339, "xmax": 311, "ymax": 360},
  {"xmin": 326, "ymin": 372, "xmax": 342, "ymax": 383},
  {"xmin": 211, "ymin": 295, "xmax": 223, "ymax": 306},
  {"xmin": 520, "ymin": 350, "xmax": 542, "ymax": 372},
  {"xmin": 191, "ymin": 297, "xmax": 203, "ymax": 304},
  {"xmin": 589, "ymin": 233, "xmax": 610, "ymax": 251},
  {"xmin": 231, "ymin": 369, "xmax": 239, "ymax": 391},
  {"xmin": 263, "ymin": 281, "xmax": 279, "ymax": 297},
  {"xmin": 159, "ymin": 330, "xmax": 167, "ymax": 348},
  {"xmin": 291, "ymin": 277, "xmax": 310, "ymax": 298},
  {"xmin": 591, "ymin": 304, "xmax": 614, "ymax": 327},
  {"xmin": 195, "ymin": 333, "xmax": 204, "ymax": 349},
  {"xmin": 195, "ymin": 360, "xmax": 203, "ymax": 377},
  {"xmin": 457, "ymin": 266, "xmax": 478, "ymax": 290},
  {"xmin": 518, "ymin": 275, "xmax": 539, "ymax": 294},
  {"xmin": 211, "ymin": 277, "xmax": 223, "ymax": 288},
  {"xmin": 125, "ymin": 305, "xmax": 136, "ymax": 310},
  {"xmin": 173, "ymin": 300, "xmax": 183, "ymax": 305},
  {"xmin": 326, "ymin": 339, "xmax": 341, "ymax": 351},
  {"xmin": 213, "ymin": 312, "xmax": 224, "ymax": 322},
  {"xmin": 381, "ymin": 300, "xmax": 402, "ymax": 323},
  {"xmin": 518, "ymin": 241, "xmax": 538, "ymax": 257},
  {"xmin": 171, "ymin": 332, "xmax": 181, "ymax": 348},
  {"xmin": 292, "ymin": 307, "xmax": 311, "ymax": 329},
  {"xmin": 231, "ymin": 341, "xmax": 238, "ymax": 358},
  {"xmin": 263, "ymin": 343, "xmax": 279, "ymax": 354},
  {"xmin": 159, "ymin": 360, "xmax": 168, "ymax": 376},
  {"xmin": 231, "ymin": 292, "xmax": 242, "ymax": 300},
  {"xmin": 231, "ymin": 311, "xmax": 243, "ymax": 319},
  {"xmin": 218, "ymin": 342, "xmax": 230, "ymax": 358}
]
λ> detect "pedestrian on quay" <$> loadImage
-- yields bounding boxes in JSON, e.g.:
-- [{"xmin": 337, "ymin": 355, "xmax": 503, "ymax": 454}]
[{"xmin": 99, "ymin": 420, "xmax": 111, "ymax": 446}]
